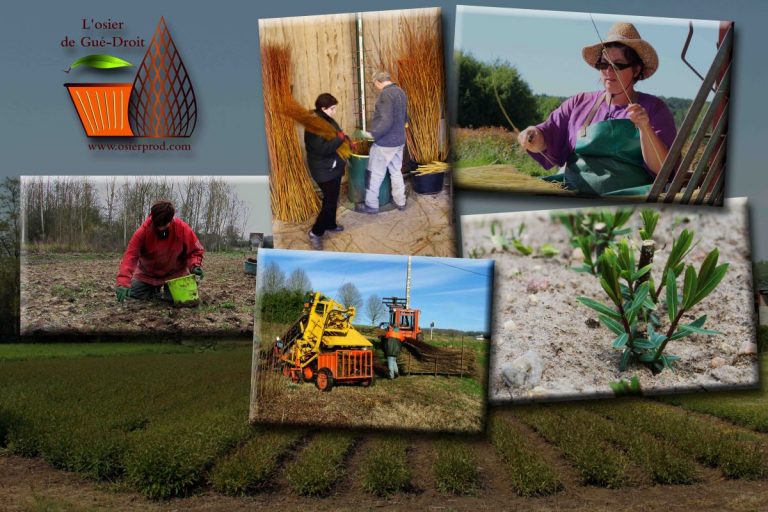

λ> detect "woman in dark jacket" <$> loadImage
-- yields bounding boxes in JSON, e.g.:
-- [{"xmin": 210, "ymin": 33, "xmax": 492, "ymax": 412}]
[{"xmin": 306, "ymin": 93, "xmax": 347, "ymax": 250}]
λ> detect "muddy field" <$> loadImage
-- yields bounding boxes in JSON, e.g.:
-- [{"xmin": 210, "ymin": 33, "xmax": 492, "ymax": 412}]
[
  {"xmin": 461, "ymin": 200, "xmax": 759, "ymax": 403},
  {"xmin": 20, "ymin": 252, "xmax": 256, "ymax": 339}
]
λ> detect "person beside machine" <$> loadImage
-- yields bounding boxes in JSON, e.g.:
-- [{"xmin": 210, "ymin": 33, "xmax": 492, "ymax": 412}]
[{"xmin": 383, "ymin": 327, "xmax": 402, "ymax": 379}]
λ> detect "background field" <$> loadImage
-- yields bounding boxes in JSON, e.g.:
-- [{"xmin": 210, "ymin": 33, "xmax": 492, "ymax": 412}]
[{"xmin": 1, "ymin": 342, "xmax": 766, "ymax": 511}]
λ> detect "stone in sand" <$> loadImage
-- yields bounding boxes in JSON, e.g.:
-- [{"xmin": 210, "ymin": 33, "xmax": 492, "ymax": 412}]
[{"xmin": 501, "ymin": 350, "xmax": 544, "ymax": 389}]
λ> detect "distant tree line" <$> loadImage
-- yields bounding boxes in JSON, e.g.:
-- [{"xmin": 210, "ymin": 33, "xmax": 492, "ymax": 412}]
[
  {"xmin": 0, "ymin": 177, "xmax": 20, "ymax": 341},
  {"xmin": 455, "ymin": 51, "xmax": 540, "ymax": 130},
  {"xmin": 258, "ymin": 261, "xmax": 388, "ymax": 326},
  {"xmin": 22, "ymin": 177, "xmax": 250, "ymax": 252},
  {"xmin": 457, "ymin": 51, "xmax": 695, "ymax": 130}
]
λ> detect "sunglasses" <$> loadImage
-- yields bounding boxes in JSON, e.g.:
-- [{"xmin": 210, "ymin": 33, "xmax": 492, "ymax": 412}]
[{"xmin": 595, "ymin": 61, "xmax": 633, "ymax": 71}]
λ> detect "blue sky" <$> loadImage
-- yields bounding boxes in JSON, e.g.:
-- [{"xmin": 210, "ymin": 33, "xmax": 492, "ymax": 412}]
[
  {"xmin": 258, "ymin": 249, "xmax": 494, "ymax": 333},
  {"xmin": 455, "ymin": 6, "xmax": 723, "ymax": 100}
]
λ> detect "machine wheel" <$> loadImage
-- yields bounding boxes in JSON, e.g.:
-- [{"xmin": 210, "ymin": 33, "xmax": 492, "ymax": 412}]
[
  {"xmin": 360, "ymin": 378, "xmax": 373, "ymax": 387},
  {"xmin": 315, "ymin": 368, "xmax": 334, "ymax": 392},
  {"xmin": 290, "ymin": 370, "xmax": 303, "ymax": 384},
  {"xmin": 303, "ymin": 365, "xmax": 315, "ymax": 382},
  {"xmin": 416, "ymin": 332, "xmax": 424, "ymax": 343}
]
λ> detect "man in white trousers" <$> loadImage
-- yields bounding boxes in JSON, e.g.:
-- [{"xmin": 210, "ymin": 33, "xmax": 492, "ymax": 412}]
[{"xmin": 355, "ymin": 71, "xmax": 408, "ymax": 214}]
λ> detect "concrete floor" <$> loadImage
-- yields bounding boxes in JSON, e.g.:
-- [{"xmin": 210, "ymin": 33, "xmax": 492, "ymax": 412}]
[{"xmin": 273, "ymin": 182, "xmax": 456, "ymax": 257}]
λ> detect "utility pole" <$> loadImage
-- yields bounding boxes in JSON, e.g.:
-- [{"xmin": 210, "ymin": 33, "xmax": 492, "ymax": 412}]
[{"xmin": 405, "ymin": 256, "xmax": 411, "ymax": 309}]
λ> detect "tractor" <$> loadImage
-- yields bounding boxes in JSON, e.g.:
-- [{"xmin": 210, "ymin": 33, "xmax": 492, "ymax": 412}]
[
  {"xmin": 274, "ymin": 291, "xmax": 373, "ymax": 391},
  {"xmin": 379, "ymin": 296, "xmax": 424, "ymax": 344}
]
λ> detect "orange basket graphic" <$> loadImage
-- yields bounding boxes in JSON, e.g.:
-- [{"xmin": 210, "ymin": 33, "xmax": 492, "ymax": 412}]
[{"xmin": 64, "ymin": 83, "xmax": 135, "ymax": 137}]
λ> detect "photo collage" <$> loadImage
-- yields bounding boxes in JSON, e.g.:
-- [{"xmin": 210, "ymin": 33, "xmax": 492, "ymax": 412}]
[{"xmin": 2, "ymin": 3, "xmax": 766, "ymax": 510}]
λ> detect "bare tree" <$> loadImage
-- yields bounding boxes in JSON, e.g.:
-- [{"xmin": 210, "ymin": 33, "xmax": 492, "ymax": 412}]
[
  {"xmin": 286, "ymin": 268, "xmax": 312, "ymax": 292},
  {"xmin": 337, "ymin": 282, "xmax": 363, "ymax": 310},
  {"xmin": 21, "ymin": 175, "xmax": 247, "ymax": 253},
  {"xmin": 104, "ymin": 177, "xmax": 118, "ymax": 226},
  {"xmin": 261, "ymin": 260, "xmax": 286, "ymax": 292},
  {"xmin": 0, "ymin": 177, "xmax": 20, "ymax": 339},
  {"xmin": 365, "ymin": 294, "xmax": 387, "ymax": 326}
]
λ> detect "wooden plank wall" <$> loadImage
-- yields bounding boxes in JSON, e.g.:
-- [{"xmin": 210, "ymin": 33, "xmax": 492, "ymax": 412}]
[
  {"xmin": 361, "ymin": 8, "xmax": 442, "ymax": 128},
  {"xmin": 259, "ymin": 14, "xmax": 357, "ymax": 137}
]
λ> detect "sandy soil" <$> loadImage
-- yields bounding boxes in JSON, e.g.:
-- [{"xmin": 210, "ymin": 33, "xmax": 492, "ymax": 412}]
[
  {"xmin": 461, "ymin": 200, "xmax": 759, "ymax": 403},
  {"xmin": 20, "ymin": 252, "xmax": 256, "ymax": 339}
]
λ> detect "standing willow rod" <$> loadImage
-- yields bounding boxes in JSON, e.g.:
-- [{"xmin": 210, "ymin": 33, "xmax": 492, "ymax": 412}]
[
  {"xmin": 261, "ymin": 43, "xmax": 321, "ymax": 223},
  {"xmin": 376, "ymin": 15, "xmax": 448, "ymax": 165}
]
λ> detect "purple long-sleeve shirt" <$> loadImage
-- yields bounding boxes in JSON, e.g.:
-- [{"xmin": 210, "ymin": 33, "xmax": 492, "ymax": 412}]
[{"xmin": 531, "ymin": 90, "xmax": 677, "ymax": 170}]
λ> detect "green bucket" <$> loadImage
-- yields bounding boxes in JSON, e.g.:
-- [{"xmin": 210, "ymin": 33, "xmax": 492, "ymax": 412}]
[
  {"xmin": 348, "ymin": 154, "xmax": 392, "ymax": 207},
  {"xmin": 166, "ymin": 274, "xmax": 199, "ymax": 304}
]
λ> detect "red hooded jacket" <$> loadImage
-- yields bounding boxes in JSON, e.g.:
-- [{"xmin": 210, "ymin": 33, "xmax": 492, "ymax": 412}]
[{"xmin": 116, "ymin": 216, "xmax": 205, "ymax": 288}]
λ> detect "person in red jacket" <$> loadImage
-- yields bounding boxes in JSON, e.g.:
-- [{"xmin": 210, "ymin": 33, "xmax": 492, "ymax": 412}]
[{"xmin": 115, "ymin": 201, "xmax": 205, "ymax": 302}]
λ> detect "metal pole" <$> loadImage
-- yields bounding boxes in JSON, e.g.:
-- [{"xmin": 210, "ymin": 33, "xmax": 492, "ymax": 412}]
[{"xmin": 355, "ymin": 13, "xmax": 367, "ymax": 131}]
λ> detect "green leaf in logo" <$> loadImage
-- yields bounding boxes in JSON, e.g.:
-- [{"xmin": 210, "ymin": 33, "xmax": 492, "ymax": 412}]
[{"xmin": 66, "ymin": 54, "xmax": 134, "ymax": 72}]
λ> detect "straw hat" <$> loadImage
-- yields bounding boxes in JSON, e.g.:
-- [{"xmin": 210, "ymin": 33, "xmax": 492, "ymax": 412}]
[{"xmin": 582, "ymin": 22, "xmax": 658, "ymax": 79}]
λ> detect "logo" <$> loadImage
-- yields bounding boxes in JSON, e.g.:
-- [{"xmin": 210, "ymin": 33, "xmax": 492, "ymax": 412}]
[{"xmin": 63, "ymin": 17, "xmax": 197, "ymax": 138}]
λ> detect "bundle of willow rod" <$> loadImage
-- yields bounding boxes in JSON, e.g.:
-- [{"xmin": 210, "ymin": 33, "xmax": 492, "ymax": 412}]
[
  {"xmin": 413, "ymin": 161, "xmax": 449, "ymax": 176},
  {"xmin": 261, "ymin": 43, "xmax": 320, "ymax": 222},
  {"xmin": 398, "ymin": 342, "xmax": 476, "ymax": 377},
  {"xmin": 453, "ymin": 166, "xmax": 571, "ymax": 194},
  {"xmin": 376, "ymin": 16, "xmax": 448, "ymax": 166},
  {"xmin": 280, "ymin": 96, "xmax": 352, "ymax": 159}
]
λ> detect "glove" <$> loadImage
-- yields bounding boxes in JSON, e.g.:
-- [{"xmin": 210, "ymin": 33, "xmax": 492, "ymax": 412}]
[
  {"xmin": 191, "ymin": 266, "xmax": 204, "ymax": 280},
  {"xmin": 337, "ymin": 130, "xmax": 346, "ymax": 140},
  {"xmin": 116, "ymin": 286, "xmax": 130, "ymax": 303}
]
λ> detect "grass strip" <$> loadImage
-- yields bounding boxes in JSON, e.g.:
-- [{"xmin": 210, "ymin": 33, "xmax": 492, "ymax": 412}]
[
  {"xmin": 517, "ymin": 407, "xmax": 629, "ymax": 489},
  {"xmin": 433, "ymin": 439, "xmax": 479, "ymax": 495},
  {"xmin": 209, "ymin": 429, "xmax": 304, "ymax": 496},
  {"xmin": 0, "ymin": 343, "xmax": 196, "ymax": 362},
  {"xmin": 360, "ymin": 435, "xmax": 412, "ymax": 496},
  {"xmin": 662, "ymin": 396, "xmax": 768, "ymax": 433},
  {"xmin": 489, "ymin": 413, "xmax": 564, "ymax": 496},
  {"xmin": 451, "ymin": 127, "xmax": 556, "ymax": 177},
  {"xmin": 595, "ymin": 400, "xmax": 768, "ymax": 480},
  {"xmin": 284, "ymin": 431, "xmax": 356, "ymax": 497}
]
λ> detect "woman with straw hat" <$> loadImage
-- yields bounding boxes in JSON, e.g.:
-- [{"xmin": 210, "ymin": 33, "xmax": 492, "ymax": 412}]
[{"xmin": 518, "ymin": 22, "xmax": 677, "ymax": 196}]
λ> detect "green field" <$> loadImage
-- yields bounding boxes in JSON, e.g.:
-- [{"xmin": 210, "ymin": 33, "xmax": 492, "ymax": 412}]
[
  {"xmin": 0, "ymin": 342, "xmax": 197, "ymax": 362},
  {"xmin": 0, "ymin": 344, "xmax": 765, "ymax": 505},
  {"xmin": 451, "ymin": 127, "xmax": 558, "ymax": 177}
]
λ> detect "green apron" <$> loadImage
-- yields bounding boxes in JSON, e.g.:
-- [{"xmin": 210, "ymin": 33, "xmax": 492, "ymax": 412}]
[{"xmin": 542, "ymin": 94, "xmax": 653, "ymax": 196}]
